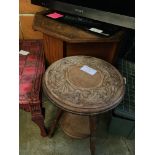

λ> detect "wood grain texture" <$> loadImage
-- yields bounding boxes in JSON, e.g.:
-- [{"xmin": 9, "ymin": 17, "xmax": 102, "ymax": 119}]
[
  {"xmin": 43, "ymin": 56, "xmax": 125, "ymax": 115},
  {"xmin": 33, "ymin": 11, "xmax": 125, "ymax": 43},
  {"xmin": 19, "ymin": 0, "xmax": 45, "ymax": 14},
  {"xmin": 60, "ymin": 112, "xmax": 90, "ymax": 138},
  {"xmin": 33, "ymin": 10, "xmax": 125, "ymax": 64},
  {"xmin": 19, "ymin": 23, "xmax": 23, "ymax": 39},
  {"xmin": 42, "ymin": 34, "xmax": 120, "ymax": 64},
  {"xmin": 20, "ymin": 16, "xmax": 43, "ymax": 39},
  {"xmin": 43, "ymin": 34, "xmax": 64, "ymax": 64},
  {"xmin": 66, "ymin": 42, "xmax": 118, "ymax": 64},
  {"xmin": 48, "ymin": 109, "xmax": 63, "ymax": 138}
]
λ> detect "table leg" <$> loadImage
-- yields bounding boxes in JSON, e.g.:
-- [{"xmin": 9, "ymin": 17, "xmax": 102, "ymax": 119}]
[
  {"xmin": 48, "ymin": 108, "xmax": 63, "ymax": 138},
  {"xmin": 89, "ymin": 115, "xmax": 96, "ymax": 155},
  {"xmin": 32, "ymin": 114, "xmax": 47, "ymax": 137}
]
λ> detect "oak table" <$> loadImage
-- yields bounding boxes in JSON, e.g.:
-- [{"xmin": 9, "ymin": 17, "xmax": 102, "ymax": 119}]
[{"xmin": 43, "ymin": 56, "xmax": 125, "ymax": 155}]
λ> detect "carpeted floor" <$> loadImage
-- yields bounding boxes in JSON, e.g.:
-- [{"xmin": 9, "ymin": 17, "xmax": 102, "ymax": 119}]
[{"xmin": 19, "ymin": 92, "xmax": 135, "ymax": 155}]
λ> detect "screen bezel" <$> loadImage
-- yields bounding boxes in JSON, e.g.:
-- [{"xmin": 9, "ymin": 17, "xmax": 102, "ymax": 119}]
[{"xmin": 49, "ymin": 1, "xmax": 135, "ymax": 29}]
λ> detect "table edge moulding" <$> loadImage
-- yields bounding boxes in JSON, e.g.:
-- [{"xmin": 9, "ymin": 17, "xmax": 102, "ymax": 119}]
[{"xmin": 43, "ymin": 56, "xmax": 125, "ymax": 115}]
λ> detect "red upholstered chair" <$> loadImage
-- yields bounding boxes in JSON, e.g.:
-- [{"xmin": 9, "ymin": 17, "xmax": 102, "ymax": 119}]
[{"xmin": 19, "ymin": 40, "xmax": 47, "ymax": 137}]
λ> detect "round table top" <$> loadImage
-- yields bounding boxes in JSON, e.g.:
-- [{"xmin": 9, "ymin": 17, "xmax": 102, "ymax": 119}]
[{"xmin": 43, "ymin": 56, "xmax": 125, "ymax": 115}]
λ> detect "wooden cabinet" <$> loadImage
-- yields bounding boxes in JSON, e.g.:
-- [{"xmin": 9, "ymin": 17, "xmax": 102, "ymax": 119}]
[
  {"xmin": 33, "ymin": 11, "xmax": 125, "ymax": 64},
  {"xmin": 20, "ymin": 15, "xmax": 43, "ymax": 39},
  {"xmin": 19, "ymin": 0, "xmax": 45, "ymax": 39}
]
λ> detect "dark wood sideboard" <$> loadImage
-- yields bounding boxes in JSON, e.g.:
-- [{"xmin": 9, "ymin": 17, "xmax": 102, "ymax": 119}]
[{"xmin": 33, "ymin": 11, "xmax": 125, "ymax": 64}]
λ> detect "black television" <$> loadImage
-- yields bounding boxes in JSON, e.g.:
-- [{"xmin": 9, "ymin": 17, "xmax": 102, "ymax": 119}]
[{"xmin": 31, "ymin": 0, "xmax": 135, "ymax": 29}]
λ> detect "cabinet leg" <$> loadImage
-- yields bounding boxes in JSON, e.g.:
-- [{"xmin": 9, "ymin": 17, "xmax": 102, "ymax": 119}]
[
  {"xmin": 48, "ymin": 109, "xmax": 63, "ymax": 138},
  {"xmin": 89, "ymin": 115, "xmax": 96, "ymax": 155}
]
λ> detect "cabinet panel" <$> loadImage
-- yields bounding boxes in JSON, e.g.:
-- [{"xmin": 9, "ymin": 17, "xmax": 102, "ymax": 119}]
[
  {"xmin": 66, "ymin": 42, "xmax": 118, "ymax": 64},
  {"xmin": 19, "ymin": 22, "xmax": 23, "ymax": 39},
  {"xmin": 19, "ymin": 0, "xmax": 45, "ymax": 14},
  {"xmin": 43, "ymin": 34, "xmax": 64, "ymax": 64},
  {"xmin": 20, "ymin": 16, "xmax": 43, "ymax": 39}
]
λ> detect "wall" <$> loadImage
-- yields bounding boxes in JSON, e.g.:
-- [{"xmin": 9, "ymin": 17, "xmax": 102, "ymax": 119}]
[{"xmin": 19, "ymin": 0, "xmax": 45, "ymax": 39}]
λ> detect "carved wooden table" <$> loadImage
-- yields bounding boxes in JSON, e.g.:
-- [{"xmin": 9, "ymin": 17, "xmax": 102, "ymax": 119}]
[{"xmin": 43, "ymin": 56, "xmax": 125, "ymax": 155}]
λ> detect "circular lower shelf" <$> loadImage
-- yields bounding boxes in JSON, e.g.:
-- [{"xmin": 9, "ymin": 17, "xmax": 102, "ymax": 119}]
[{"xmin": 60, "ymin": 112, "xmax": 90, "ymax": 139}]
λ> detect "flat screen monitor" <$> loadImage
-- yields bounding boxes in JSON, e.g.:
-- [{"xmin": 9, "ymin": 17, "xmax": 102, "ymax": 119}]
[{"xmin": 31, "ymin": 0, "xmax": 135, "ymax": 29}]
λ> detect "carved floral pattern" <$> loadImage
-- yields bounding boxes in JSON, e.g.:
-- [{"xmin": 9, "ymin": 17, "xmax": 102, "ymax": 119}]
[{"xmin": 44, "ymin": 56, "xmax": 124, "ymax": 110}]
